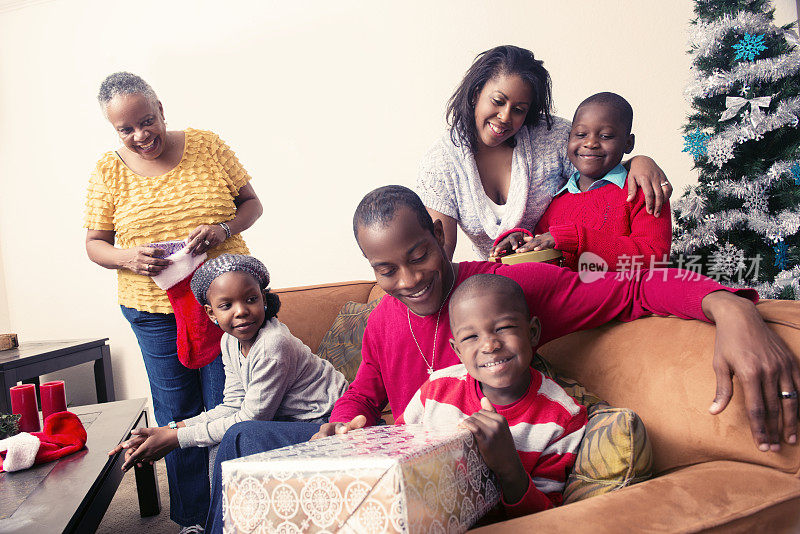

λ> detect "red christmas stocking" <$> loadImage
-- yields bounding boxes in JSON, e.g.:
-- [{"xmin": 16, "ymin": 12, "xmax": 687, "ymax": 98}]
[{"xmin": 166, "ymin": 271, "xmax": 223, "ymax": 369}]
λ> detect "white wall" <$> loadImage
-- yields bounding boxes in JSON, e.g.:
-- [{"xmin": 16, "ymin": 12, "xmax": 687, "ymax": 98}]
[
  {"xmin": 0, "ymin": 227, "xmax": 11, "ymax": 333},
  {"xmin": 0, "ymin": 0, "xmax": 796, "ymax": 405}
]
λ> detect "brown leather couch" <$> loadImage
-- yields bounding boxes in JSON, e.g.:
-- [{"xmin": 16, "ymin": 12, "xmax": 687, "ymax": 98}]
[{"xmin": 275, "ymin": 281, "xmax": 800, "ymax": 533}]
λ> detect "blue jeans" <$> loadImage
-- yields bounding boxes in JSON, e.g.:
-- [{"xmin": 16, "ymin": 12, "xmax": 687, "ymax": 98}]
[
  {"xmin": 121, "ymin": 305, "xmax": 225, "ymax": 527},
  {"xmin": 205, "ymin": 420, "xmax": 322, "ymax": 534}
]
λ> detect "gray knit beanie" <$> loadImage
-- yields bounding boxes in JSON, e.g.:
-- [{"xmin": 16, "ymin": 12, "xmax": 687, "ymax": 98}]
[{"xmin": 191, "ymin": 254, "xmax": 270, "ymax": 305}]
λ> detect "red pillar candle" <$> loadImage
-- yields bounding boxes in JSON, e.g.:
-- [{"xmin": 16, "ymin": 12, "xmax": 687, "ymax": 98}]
[
  {"xmin": 40, "ymin": 381, "xmax": 67, "ymax": 422},
  {"xmin": 10, "ymin": 384, "xmax": 41, "ymax": 432}
]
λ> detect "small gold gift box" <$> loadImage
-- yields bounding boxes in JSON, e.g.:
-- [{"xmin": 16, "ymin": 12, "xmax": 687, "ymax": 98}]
[
  {"xmin": 494, "ymin": 249, "xmax": 563, "ymax": 266},
  {"xmin": 222, "ymin": 425, "xmax": 499, "ymax": 533}
]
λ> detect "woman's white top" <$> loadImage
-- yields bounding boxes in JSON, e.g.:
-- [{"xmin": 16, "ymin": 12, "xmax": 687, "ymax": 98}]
[
  {"xmin": 417, "ymin": 117, "xmax": 574, "ymax": 258},
  {"xmin": 486, "ymin": 197, "xmax": 507, "ymax": 224}
]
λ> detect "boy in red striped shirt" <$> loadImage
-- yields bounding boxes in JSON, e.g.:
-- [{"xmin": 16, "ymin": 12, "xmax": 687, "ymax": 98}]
[{"xmin": 398, "ymin": 273, "xmax": 587, "ymax": 517}]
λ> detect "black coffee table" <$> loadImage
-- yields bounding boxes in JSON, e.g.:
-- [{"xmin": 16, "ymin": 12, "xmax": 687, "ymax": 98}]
[
  {"xmin": 0, "ymin": 398, "xmax": 160, "ymax": 533},
  {"xmin": 0, "ymin": 339, "xmax": 115, "ymax": 413}
]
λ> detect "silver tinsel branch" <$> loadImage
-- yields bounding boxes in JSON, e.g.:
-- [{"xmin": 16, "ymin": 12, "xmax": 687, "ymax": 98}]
[
  {"xmin": 675, "ymin": 187, "xmax": 707, "ymax": 221},
  {"xmin": 705, "ymin": 96, "xmax": 800, "ymax": 166},
  {"xmin": 672, "ymin": 206, "xmax": 800, "ymax": 254},
  {"xmin": 688, "ymin": 10, "xmax": 777, "ymax": 58},
  {"xmin": 685, "ymin": 18, "xmax": 800, "ymax": 100},
  {"xmin": 767, "ymin": 159, "xmax": 800, "ymax": 182},
  {"xmin": 753, "ymin": 265, "xmax": 800, "ymax": 298},
  {"xmin": 685, "ymin": 51, "xmax": 800, "ymax": 99}
]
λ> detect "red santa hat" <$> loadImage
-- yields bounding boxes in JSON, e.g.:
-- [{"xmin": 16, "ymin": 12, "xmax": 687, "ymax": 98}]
[{"xmin": 0, "ymin": 411, "xmax": 87, "ymax": 472}]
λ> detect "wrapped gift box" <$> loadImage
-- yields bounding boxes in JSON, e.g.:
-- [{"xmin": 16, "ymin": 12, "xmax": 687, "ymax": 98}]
[
  {"xmin": 493, "ymin": 248, "xmax": 563, "ymax": 265},
  {"xmin": 222, "ymin": 425, "xmax": 499, "ymax": 534}
]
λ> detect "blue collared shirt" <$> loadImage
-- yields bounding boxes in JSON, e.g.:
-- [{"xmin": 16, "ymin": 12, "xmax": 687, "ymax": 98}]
[{"xmin": 556, "ymin": 163, "xmax": 628, "ymax": 195}]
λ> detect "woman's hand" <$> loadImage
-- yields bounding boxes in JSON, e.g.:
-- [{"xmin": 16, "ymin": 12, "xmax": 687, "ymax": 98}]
[
  {"xmin": 122, "ymin": 246, "xmax": 171, "ymax": 276},
  {"xmin": 426, "ymin": 208, "xmax": 458, "ymax": 261},
  {"xmin": 459, "ymin": 398, "xmax": 529, "ymax": 504},
  {"xmin": 185, "ymin": 224, "xmax": 227, "ymax": 256},
  {"xmin": 626, "ymin": 156, "xmax": 673, "ymax": 218},
  {"xmin": 515, "ymin": 232, "xmax": 556, "ymax": 253},
  {"xmin": 490, "ymin": 232, "xmax": 528, "ymax": 258},
  {"xmin": 115, "ymin": 426, "xmax": 180, "ymax": 471}
]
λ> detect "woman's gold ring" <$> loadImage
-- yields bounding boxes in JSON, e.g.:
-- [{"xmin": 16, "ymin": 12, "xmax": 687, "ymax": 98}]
[
  {"xmin": 204, "ymin": 240, "xmax": 211, "ymax": 246},
  {"xmin": 660, "ymin": 180, "xmax": 670, "ymax": 187},
  {"xmin": 780, "ymin": 391, "xmax": 798, "ymax": 399}
]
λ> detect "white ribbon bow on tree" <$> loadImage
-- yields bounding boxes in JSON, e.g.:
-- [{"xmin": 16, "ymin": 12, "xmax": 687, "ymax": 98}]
[{"xmin": 719, "ymin": 95, "xmax": 772, "ymax": 126}]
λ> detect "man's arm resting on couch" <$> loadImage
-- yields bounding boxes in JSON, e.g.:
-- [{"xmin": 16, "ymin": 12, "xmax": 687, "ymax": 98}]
[{"xmin": 702, "ymin": 290, "xmax": 800, "ymax": 452}]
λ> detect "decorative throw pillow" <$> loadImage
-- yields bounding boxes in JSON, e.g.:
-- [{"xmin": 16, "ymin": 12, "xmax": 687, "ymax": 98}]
[
  {"xmin": 562, "ymin": 403, "xmax": 653, "ymax": 503},
  {"xmin": 532, "ymin": 354, "xmax": 653, "ymax": 504},
  {"xmin": 317, "ymin": 298, "xmax": 382, "ymax": 384}
]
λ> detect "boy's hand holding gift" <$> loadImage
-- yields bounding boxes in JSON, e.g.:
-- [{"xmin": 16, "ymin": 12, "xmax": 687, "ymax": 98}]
[
  {"xmin": 515, "ymin": 232, "xmax": 555, "ymax": 254},
  {"xmin": 490, "ymin": 228, "xmax": 556, "ymax": 259},
  {"xmin": 459, "ymin": 397, "xmax": 530, "ymax": 505},
  {"xmin": 490, "ymin": 231, "xmax": 530, "ymax": 258}
]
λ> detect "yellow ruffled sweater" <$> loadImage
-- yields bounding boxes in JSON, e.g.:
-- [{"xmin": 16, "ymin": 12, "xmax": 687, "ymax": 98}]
[{"xmin": 84, "ymin": 128, "xmax": 250, "ymax": 314}]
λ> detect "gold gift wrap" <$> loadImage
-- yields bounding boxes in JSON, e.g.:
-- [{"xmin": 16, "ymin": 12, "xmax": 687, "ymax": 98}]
[
  {"xmin": 222, "ymin": 425, "xmax": 499, "ymax": 534},
  {"xmin": 495, "ymin": 248, "xmax": 563, "ymax": 265}
]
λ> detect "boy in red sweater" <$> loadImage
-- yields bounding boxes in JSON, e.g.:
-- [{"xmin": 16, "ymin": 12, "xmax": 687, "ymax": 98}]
[
  {"xmin": 398, "ymin": 273, "xmax": 587, "ymax": 518},
  {"xmin": 492, "ymin": 93, "xmax": 672, "ymax": 271}
]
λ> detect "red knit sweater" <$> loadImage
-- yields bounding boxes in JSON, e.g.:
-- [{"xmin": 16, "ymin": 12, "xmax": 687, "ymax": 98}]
[
  {"xmin": 329, "ymin": 261, "xmax": 756, "ymax": 426},
  {"xmin": 534, "ymin": 185, "xmax": 672, "ymax": 272}
]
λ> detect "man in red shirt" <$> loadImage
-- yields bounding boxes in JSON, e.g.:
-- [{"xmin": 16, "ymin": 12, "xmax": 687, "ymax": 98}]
[{"xmin": 203, "ymin": 185, "xmax": 798, "ymax": 533}]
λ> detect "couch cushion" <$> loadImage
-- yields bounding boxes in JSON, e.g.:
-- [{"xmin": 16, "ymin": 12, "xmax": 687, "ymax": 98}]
[
  {"xmin": 275, "ymin": 281, "xmax": 376, "ymax": 352},
  {"xmin": 316, "ymin": 298, "xmax": 382, "ymax": 383},
  {"xmin": 473, "ymin": 461, "xmax": 800, "ymax": 533},
  {"xmin": 532, "ymin": 354, "xmax": 653, "ymax": 503},
  {"xmin": 367, "ymin": 284, "xmax": 386, "ymax": 302},
  {"xmin": 537, "ymin": 306, "xmax": 800, "ymax": 476},
  {"xmin": 564, "ymin": 404, "xmax": 653, "ymax": 503}
]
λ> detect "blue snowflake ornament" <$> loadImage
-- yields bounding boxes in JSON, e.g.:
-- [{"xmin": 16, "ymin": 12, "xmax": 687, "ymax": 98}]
[
  {"xmin": 682, "ymin": 129, "xmax": 710, "ymax": 159},
  {"xmin": 773, "ymin": 241, "xmax": 789, "ymax": 270},
  {"xmin": 790, "ymin": 162, "xmax": 800, "ymax": 185},
  {"xmin": 732, "ymin": 33, "xmax": 768, "ymax": 62}
]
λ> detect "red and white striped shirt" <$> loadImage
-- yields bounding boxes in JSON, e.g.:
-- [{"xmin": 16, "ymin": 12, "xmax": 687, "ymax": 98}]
[{"xmin": 398, "ymin": 364, "xmax": 587, "ymax": 517}]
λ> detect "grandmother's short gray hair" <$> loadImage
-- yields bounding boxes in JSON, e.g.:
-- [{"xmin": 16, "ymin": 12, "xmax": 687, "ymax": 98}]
[{"xmin": 97, "ymin": 72, "xmax": 159, "ymax": 112}]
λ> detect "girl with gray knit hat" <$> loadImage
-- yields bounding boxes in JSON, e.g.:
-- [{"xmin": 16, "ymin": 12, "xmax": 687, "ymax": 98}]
[{"xmin": 110, "ymin": 254, "xmax": 348, "ymax": 470}]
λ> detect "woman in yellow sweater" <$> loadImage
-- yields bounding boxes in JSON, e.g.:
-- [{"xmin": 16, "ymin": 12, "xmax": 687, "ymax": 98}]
[{"xmin": 84, "ymin": 72, "xmax": 263, "ymax": 533}]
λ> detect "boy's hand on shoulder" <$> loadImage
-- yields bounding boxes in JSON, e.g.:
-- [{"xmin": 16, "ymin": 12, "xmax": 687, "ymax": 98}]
[
  {"xmin": 516, "ymin": 232, "xmax": 555, "ymax": 253},
  {"xmin": 460, "ymin": 397, "xmax": 529, "ymax": 504}
]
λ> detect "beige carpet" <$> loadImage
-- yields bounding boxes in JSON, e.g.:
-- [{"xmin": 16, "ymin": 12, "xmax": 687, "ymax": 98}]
[{"xmin": 96, "ymin": 460, "xmax": 176, "ymax": 534}]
